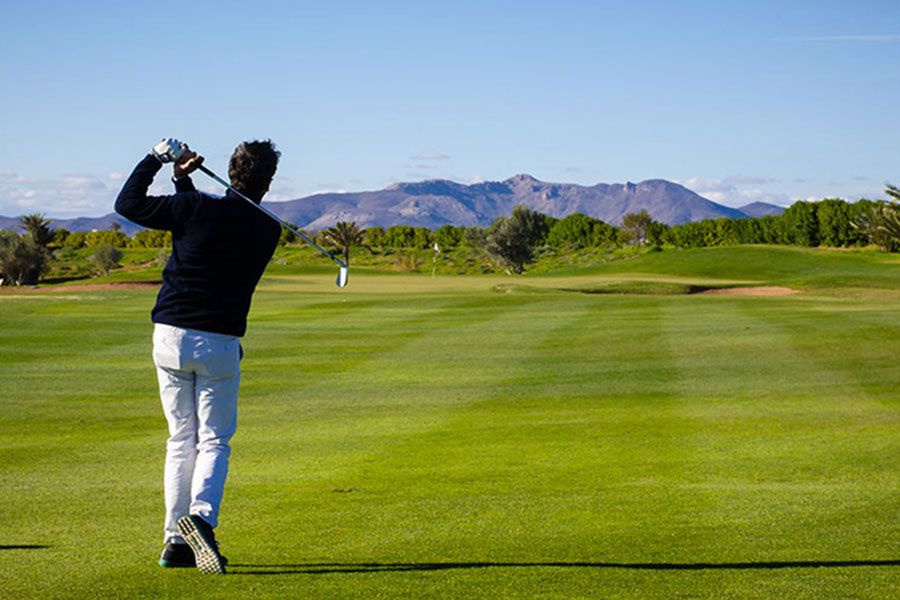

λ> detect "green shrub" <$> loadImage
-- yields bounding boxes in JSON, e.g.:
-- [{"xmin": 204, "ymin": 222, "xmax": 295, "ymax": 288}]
[
  {"xmin": 92, "ymin": 243, "xmax": 123, "ymax": 276},
  {"xmin": 85, "ymin": 230, "xmax": 129, "ymax": 249},
  {"xmin": 0, "ymin": 231, "xmax": 49, "ymax": 285},
  {"xmin": 63, "ymin": 231, "xmax": 88, "ymax": 248},
  {"xmin": 129, "ymin": 229, "xmax": 171, "ymax": 248}
]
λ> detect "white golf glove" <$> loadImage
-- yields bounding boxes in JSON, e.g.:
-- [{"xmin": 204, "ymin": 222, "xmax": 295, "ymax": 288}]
[{"xmin": 151, "ymin": 138, "xmax": 188, "ymax": 163}]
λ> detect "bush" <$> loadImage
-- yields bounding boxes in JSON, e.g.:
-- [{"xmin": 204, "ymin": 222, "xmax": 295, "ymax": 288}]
[
  {"xmin": 620, "ymin": 210, "xmax": 654, "ymax": 246},
  {"xmin": 279, "ymin": 223, "xmax": 298, "ymax": 246},
  {"xmin": 129, "ymin": 229, "xmax": 171, "ymax": 248},
  {"xmin": 155, "ymin": 248, "xmax": 171, "ymax": 266},
  {"xmin": 51, "ymin": 228, "xmax": 71, "ymax": 248},
  {"xmin": 434, "ymin": 225, "xmax": 465, "ymax": 249},
  {"xmin": 545, "ymin": 213, "xmax": 605, "ymax": 248},
  {"xmin": 63, "ymin": 231, "xmax": 88, "ymax": 248},
  {"xmin": 383, "ymin": 225, "xmax": 415, "ymax": 248},
  {"xmin": 85, "ymin": 230, "xmax": 129, "ymax": 249},
  {"xmin": 412, "ymin": 227, "xmax": 433, "ymax": 249},
  {"xmin": 92, "ymin": 243, "xmax": 123, "ymax": 276},
  {"xmin": 0, "ymin": 231, "xmax": 49, "ymax": 285},
  {"xmin": 479, "ymin": 205, "xmax": 549, "ymax": 274},
  {"xmin": 365, "ymin": 226, "xmax": 385, "ymax": 248}
]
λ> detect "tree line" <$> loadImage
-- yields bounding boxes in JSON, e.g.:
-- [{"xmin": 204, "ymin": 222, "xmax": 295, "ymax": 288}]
[
  {"xmin": 3, "ymin": 189, "xmax": 900, "ymax": 284},
  {"xmin": 350, "ymin": 193, "xmax": 900, "ymax": 273}
]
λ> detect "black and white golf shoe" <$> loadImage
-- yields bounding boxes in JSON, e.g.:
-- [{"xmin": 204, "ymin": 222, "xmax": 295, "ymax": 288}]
[
  {"xmin": 159, "ymin": 542, "xmax": 195, "ymax": 568},
  {"xmin": 159, "ymin": 540, "xmax": 228, "ymax": 569},
  {"xmin": 177, "ymin": 515, "xmax": 227, "ymax": 575}
]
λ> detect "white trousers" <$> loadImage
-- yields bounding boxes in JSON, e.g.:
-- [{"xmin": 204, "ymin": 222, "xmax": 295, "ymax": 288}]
[{"xmin": 152, "ymin": 323, "xmax": 241, "ymax": 543}]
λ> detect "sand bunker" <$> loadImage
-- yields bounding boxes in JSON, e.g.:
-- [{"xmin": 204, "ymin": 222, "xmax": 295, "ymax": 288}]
[{"xmin": 699, "ymin": 286, "xmax": 799, "ymax": 296}]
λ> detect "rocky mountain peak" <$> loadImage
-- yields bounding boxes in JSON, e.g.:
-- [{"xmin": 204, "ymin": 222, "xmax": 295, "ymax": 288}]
[{"xmin": 5, "ymin": 175, "xmax": 781, "ymax": 234}]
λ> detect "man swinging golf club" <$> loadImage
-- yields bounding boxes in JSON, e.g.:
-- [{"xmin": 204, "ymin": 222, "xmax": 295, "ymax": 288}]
[{"xmin": 115, "ymin": 138, "xmax": 282, "ymax": 574}]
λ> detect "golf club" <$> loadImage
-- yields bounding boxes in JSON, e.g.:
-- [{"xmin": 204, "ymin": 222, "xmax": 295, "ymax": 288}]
[{"xmin": 197, "ymin": 164, "xmax": 349, "ymax": 288}]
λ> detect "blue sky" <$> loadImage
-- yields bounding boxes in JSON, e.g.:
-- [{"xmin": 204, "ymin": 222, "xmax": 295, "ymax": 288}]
[{"xmin": 1, "ymin": 0, "xmax": 898, "ymax": 218}]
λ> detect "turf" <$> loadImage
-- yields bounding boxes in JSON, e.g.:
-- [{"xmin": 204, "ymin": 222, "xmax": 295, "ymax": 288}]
[{"xmin": 2, "ymin": 245, "xmax": 900, "ymax": 598}]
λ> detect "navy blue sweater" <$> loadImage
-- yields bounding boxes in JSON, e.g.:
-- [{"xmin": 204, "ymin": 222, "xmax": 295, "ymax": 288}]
[{"xmin": 115, "ymin": 155, "xmax": 281, "ymax": 337}]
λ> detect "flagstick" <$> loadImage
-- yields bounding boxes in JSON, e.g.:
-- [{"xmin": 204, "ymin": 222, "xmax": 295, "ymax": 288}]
[{"xmin": 432, "ymin": 242, "xmax": 441, "ymax": 279}]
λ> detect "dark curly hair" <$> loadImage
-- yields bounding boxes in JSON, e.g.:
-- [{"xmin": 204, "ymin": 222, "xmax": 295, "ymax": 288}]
[{"xmin": 228, "ymin": 140, "xmax": 280, "ymax": 202}]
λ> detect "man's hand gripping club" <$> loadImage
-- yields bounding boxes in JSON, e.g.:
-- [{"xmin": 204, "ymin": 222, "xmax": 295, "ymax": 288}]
[{"xmin": 151, "ymin": 138, "xmax": 205, "ymax": 178}]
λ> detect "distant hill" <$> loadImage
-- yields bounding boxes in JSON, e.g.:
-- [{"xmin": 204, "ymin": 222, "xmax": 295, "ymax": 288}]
[
  {"xmin": 737, "ymin": 201, "xmax": 786, "ymax": 218},
  {"xmin": 265, "ymin": 175, "xmax": 748, "ymax": 230},
  {"xmin": 0, "ymin": 214, "xmax": 142, "ymax": 235},
  {"xmin": 0, "ymin": 216, "xmax": 20, "ymax": 232},
  {"xmin": 0, "ymin": 175, "xmax": 788, "ymax": 233}
]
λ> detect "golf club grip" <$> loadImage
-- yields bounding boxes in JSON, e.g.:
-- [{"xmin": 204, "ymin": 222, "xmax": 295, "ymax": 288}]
[{"xmin": 196, "ymin": 165, "xmax": 347, "ymax": 268}]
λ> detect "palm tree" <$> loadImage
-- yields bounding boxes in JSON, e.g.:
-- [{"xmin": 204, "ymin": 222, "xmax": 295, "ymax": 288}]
[
  {"xmin": 852, "ymin": 187, "xmax": 900, "ymax": 252},
  {"xmin": 876, "ymin": 184, "xmax": 900, "ymax": 249},
  {"xmin": 318, "ymin": 221, "xmax": 367, "ymax": 265},
  {"xmin": 853, "ymin": 202, "xmax": 892, "ymax": 252},
  {"xmin": 19, "ymin": 213, "xmax": 53, "ymax": 248}
]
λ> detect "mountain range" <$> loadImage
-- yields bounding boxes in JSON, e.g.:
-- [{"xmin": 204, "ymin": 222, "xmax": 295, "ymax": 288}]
[{"xmin": 0, "ymin": 175, "xmax": 785, "ymax": 235}]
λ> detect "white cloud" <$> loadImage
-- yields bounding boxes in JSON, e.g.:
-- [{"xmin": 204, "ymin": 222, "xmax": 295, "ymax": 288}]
[
  {"xmin": 0, "ymin": 171, "xmax": 121, "ymax": 217},
  {"xmin": 305, "ymin": 188, "xmax": 347, "ymax": 196},
  {"xmin": 677, "ymin": 177, "xmax": 733, "ymax": 197},
  {"xmin": 0, "ymin": 168, "xmax": 346, "ymax": 216},
  {"xmin": 63, "ymin": 175, "xmax": 107, "ymax": 190},
  {"xmin": 411, "ymin": 152, "xmax": 450, "ymax": 160},
  {"xmin": 262, "ymin": 183, "xmax": 299, "ymax": 203},
  {"xmin": 678, "ymin": 176, "xmax": 790, "ymax": 207}
]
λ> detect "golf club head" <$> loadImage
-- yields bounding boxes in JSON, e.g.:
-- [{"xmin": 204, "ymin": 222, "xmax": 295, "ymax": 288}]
[{"xmin": 336, "ymin": 265, "xmax": 349, "ymax": 288}]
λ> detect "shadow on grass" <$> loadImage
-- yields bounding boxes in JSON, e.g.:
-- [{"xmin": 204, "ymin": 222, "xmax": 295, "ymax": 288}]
[
  {"xmin": 230, "ymin": 559, "xmax": 900, "ymax": 576},
  {"xmin": 38, "ymin": 275, "xmax": 92, "ymax": 285},
  {"xmin": 0, "ymin": 545, "xmax": 50, "ymax": 550}
]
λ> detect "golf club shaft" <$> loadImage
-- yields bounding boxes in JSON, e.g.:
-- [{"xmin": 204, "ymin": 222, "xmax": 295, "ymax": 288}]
[{"xmin": 197, "ymin": 165, "xmax": 347, "ymax": 268}]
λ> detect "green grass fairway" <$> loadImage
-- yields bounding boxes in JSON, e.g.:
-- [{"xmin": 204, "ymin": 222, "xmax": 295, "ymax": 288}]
[{"xmin": 3, "ymin": 246, "xmax": 900, "ymax": 598}]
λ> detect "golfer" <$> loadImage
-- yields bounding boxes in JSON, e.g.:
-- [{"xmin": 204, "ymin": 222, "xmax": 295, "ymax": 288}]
[{"xmin": 115, "ymin": 139, "xmax": 282, "ymax": 574}]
